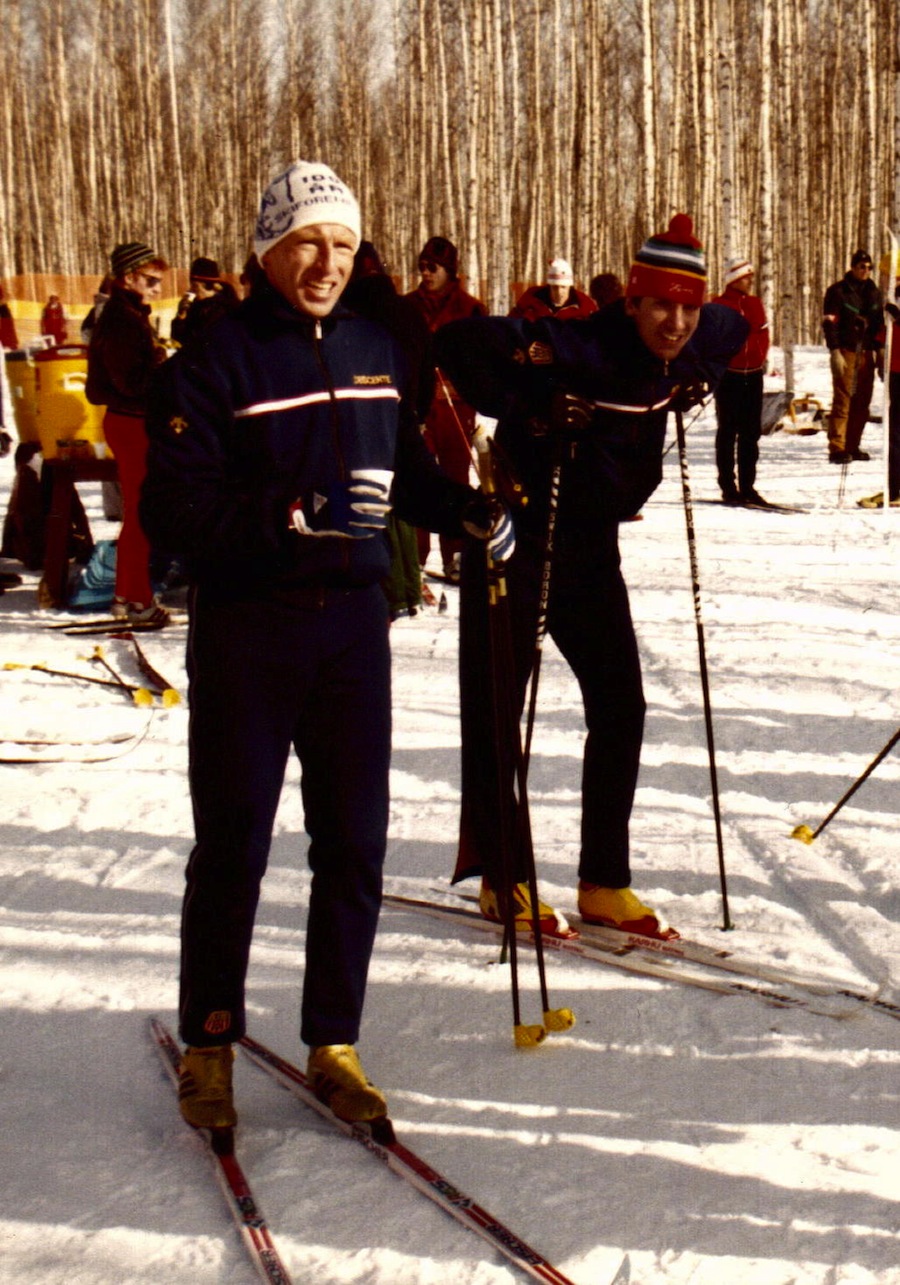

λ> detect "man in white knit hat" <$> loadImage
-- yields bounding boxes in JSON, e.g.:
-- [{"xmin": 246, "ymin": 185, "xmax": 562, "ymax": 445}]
[
  {"xmin": 510, "ymin": 256, "xmax": 597, "ymax": 322},
  {"xmin": 711, "ymin": 256, "xmax": 771, "ymax": 505},
  {"xmin": 143, "ymin": 161, "xmax": 510, "ymax": 1136}
]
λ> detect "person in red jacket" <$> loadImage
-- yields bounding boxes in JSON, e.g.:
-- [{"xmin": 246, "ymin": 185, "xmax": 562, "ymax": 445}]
[
  {"xmin": 0, "ymin": 285, "xmax": 18, "ymax": 350},
  {"xmin": 510, "ymin": 258, "xmax": 597, "ymax": 323},
  {"xmin": 40, "ymin": 295, "xmax": 68, "ymax": 346},
  {"xmin": 711, "ymin": 257, "xmax": 771, "ymax": 505},
  {"xmin": 405, "ymin": 236, "xmax": 486, "ymax": 580}
]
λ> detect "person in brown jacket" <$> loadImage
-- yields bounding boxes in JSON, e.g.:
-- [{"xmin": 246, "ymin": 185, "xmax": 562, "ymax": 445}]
[{"xmin": 405, "ymin": 236, "xmax": 486, "ymax": 581}]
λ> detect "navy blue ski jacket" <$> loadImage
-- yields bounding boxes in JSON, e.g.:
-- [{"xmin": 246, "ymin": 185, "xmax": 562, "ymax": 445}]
[
  {"xmin": 142, "ymin": 280, "xmax": 476, "ymax": 597},
  {"xmin": 434, "ymin": 300, "xmax": 748, "ymax": 585}
]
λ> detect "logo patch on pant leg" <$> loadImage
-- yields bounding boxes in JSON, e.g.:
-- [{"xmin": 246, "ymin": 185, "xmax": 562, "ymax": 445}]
[{"xmin": 203, "ymin": 1010, "xmax": 232, "ymax": 1037}]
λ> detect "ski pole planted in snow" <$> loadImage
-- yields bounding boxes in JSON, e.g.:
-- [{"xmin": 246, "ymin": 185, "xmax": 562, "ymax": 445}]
[
  {"xmin": 792, "ymin": 724, "xmax": 900, "ymax": 844},
  {"xmin": 674, "ymin": 407, "xmax": 733, "ymax": 931},
  {"xmin": 473, "ymin": 428, "xmax": 575, "ymax": 1046}
]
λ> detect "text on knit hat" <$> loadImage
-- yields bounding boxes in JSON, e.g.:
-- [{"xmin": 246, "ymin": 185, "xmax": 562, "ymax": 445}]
[
  {"xmin": 254, "ymin": 162, "xmax": 361, "ymax": 261},
  {"xmin": 626, "ymin": 213, "xmax": 707, "ymax": 306}
]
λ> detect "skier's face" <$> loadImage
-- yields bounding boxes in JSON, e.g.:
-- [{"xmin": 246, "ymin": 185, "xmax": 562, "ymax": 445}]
[
  {"xmin": 262, "ymin": 223, "xmax": 357, "ymax": 317},
  {"xmin": 419, "ymin": 260, "xmax": 450, "ymax": 293},
  {"xmin": 851, "ymin": 260, "xmax": 872, "ymax": 282},
  {"xmin": 626, "ymin": 296, "xmax": 700, "ymax": 361},
  {"xmin": 730, "ymin": 273, "xmax": 753, "ymax": 295},
  {"xmin": 124, "ymin": 267, "xmax": 164, "ymax": 304}
]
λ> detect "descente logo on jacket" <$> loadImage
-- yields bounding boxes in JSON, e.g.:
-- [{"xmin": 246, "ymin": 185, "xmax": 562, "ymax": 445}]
[{"xmin": 353, "ymin": 374, "xmax": 393, "ymax": 386}]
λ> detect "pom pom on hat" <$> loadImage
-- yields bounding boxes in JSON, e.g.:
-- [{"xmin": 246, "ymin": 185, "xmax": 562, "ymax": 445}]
[
  {"xmin": 547, "ymin": 257, "xmax": 574, "ymax": 286},
  {"xmin": 626, "ymin": 213, "xmax": 707, "ymax": 305},
  {"xmin": 724, "ymin": 256, "xmax": 753, "ymax": 286},
  {"xmin": 254, "ymin": 161, "xmax": 361, "ymax": 261}
]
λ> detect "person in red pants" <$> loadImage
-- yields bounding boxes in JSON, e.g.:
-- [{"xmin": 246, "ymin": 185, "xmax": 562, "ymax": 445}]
[{"xmin": 86, "ymin": 241, "xmax": 169, "ymax": 623}]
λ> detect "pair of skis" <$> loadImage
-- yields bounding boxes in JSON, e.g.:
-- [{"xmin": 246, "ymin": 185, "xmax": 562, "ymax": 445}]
[
  {"xmin": 382, "ymin": 892, "xmax": 900, "ymax": 1025},
  {"xmin": 151, "ymin": 1018, "xmax": 628, "ymax": 1285}
]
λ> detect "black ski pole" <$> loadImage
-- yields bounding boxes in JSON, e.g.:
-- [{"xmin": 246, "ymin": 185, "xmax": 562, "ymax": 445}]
[
  {"xmin": 474, "ymin": 432, "xmax": 575, "ymax": 1044},
  {"xmin": 522, "ymin": 449, "xmax": 562, "ymax": 776},
  {"xmin": 792, "ymin": 724, "xmax": 900, "ymax": 844},
  {"xmin": 674, "ymin": 407, "xmax": 733, "ymax": 931}
]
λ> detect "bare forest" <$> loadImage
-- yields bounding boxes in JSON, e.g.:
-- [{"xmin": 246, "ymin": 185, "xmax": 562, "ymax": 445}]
[{"xmin": 2, "ymin": 0, "xmax": 899, "ymax": 343}]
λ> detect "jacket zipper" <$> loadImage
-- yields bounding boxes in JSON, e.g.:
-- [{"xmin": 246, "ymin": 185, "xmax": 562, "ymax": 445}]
[{"xmin": 312, "ymin": 318, "xmax": 350, "ymax": 569}]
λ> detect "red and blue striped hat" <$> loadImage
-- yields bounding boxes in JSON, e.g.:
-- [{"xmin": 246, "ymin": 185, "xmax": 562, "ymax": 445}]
[{"xmin": 626, "ymin": 214, "xmax": 706, "ymax": 306}]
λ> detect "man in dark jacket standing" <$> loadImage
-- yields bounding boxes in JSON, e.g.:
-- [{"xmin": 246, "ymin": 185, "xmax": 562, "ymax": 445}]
[
  {"xmin": 822, "ymin": 249, "xmax": 883, "ymax": 464},
  {"xmin": 434, "ymin": 214, "xmax": 748, "ymax": 942},
  {"xmin": 142, "ymin": 162, "xmax": 509, "ymax": 1133}
]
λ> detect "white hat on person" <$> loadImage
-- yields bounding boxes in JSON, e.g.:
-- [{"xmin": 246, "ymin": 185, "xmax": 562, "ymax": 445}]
[
  {"xmin": 254, "ymin": 162, "xmax": 361, "ymax": 261},
  {"xmin": 547, "ymin": 258, "xmax": 574, "ymax": 286}
]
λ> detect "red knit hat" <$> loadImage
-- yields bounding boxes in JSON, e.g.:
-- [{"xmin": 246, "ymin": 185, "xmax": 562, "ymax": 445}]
[{"xmin": 626, "ymin": 214, "xmax": 707, "ymax": 306}]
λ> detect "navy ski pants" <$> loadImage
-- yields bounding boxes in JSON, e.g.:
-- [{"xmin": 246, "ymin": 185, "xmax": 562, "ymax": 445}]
[
  {"xmin": 456, "ymin": 538, "xmax": 645, "ymax": 889},
  {"xmin": 179, "ymin": 582, "xmax": 391, "ymax": 1050}
]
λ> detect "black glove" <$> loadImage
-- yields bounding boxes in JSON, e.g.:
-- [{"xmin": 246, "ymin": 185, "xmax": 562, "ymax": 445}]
[
  {"xmin": 885, "ymin": 302, "xmax": 900, "ymax": 323},
  {"xmin": 671, "ymin": 379, "xmax": 710, "ymax": 412},
  {"xmin": 550, "ymin": 389, "xmax": 594, "ymax": 435}
]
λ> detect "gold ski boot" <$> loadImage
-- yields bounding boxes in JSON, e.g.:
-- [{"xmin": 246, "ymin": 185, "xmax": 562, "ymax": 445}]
[
  {"xmin": 179, "ymin": 1044, "xmax": 237, "ymax": 1129},
  {"xmin": 307, "ymin": 1045, "xmax": 387, "ymax": 1123}
]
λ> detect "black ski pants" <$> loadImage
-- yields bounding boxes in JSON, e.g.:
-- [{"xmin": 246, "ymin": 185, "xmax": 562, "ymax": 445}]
[
  {"xmin": 456, "ymin": 539, "xmax": 645, "ymax": 890},
  {"xmin": 714, "ymin": 368, "xmax": 763, "ymax": 496},
  {"xmin": 179, "ymin": 582, "xmax": 391, "ymax": 1050}
]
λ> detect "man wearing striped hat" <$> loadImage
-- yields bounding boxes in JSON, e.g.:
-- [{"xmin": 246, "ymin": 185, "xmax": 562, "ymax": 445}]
[{"xmin": 435, "ymin": 214, "xmax": 749, "ymax": 942}]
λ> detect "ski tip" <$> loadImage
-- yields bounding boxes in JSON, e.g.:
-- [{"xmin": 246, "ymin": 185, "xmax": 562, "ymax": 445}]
[
  {"xmin": 609, "ymin": 1252, "xmax": 631, "ymax": 1285},
  {"xmin": 791, "ymin": 823, "xmax": 815, "ymax": 844}
]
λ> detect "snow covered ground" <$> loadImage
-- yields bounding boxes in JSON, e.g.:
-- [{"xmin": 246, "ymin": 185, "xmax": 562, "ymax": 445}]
[{"xmin": 0, "ymin": 347, "xmax": 898, "ymax": 1285}]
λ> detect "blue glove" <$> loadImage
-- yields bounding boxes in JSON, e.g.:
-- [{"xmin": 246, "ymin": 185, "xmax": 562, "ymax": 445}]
[
  {"xmin": 463, "ymin": 495, "xmax": 516, "ymax": 563},
  {"xmin": 289, "ymin": 469, "xmax": 393, "ymax": 539},
  {"xmin": 487, "ymin": 503, "xmax": 516, "ymax": 563}
]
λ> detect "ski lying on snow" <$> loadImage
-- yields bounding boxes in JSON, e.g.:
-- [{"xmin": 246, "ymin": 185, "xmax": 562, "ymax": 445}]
[
  {"xmin": 150, "ymin": 1018, "xmax": 293, "ymax": 1285},
  {"xmin": 114, "ymin": 630, "xmax": 182, "ymax": 702},
  {"xmin": 0, "ymin": 721, "xmax": 151, "ymax": 763},
  {"xmin": 384, "ymin": 893, "xmax": 891, "ymax": 1021},
  {"xmin": 239, "ymin": 1033, "xmax": 617, "ymax": 1285}
]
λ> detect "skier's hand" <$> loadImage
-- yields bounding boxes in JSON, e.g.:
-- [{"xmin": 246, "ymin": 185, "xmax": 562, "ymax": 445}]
[
  {"xmin": 671, "ymin": 378, "xmax": 710, "ymax": 412},
  {"xmin": 462, "ymin": 495, "xmax": 516, "ymax": 563},
  {"xmin": 550, "ymin": 389, "xmax": 594, "ymax": 435},
  {"xmin": 830, "ymin": 349, "xmax": 846, "ymax": 382},
  {"xmin": 886, "ymin": 302, "xmax": 900, "ymax": 323}
]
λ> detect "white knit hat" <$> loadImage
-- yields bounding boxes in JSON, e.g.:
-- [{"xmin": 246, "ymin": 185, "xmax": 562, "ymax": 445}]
[
  {"xmin": 547, "ymin": 257, "xmax": 574, "ymax": 286},
  {"xmin": 254, "ymin": 162, "xmax": 361, "ymax": 260},
  {"xmin": 724, "ymin": 256, "xmax": 753, "ymax": 286}
]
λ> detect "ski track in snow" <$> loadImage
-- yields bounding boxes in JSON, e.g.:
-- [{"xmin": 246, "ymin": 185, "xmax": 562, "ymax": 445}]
[{"xmin": 1, "ymin": 347, "xmax": 899, "ymax": 1284}]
